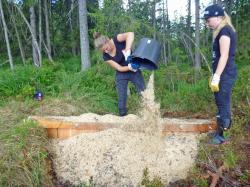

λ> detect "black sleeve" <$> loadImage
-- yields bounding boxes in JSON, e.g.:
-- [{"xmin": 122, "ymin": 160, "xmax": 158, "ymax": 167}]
[
  {"xmin": 220, "ymin": 26, "xmax": 232, "ymax": 38},
  {"xmin": 103, "ymin": 53, "xmax": 110, "ymax": 62},
  {"xmin": 112, "ymin": 35, "xmax": 118, "ymax": 44}
]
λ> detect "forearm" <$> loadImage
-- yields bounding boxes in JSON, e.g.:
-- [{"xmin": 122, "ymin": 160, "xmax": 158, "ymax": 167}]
[
  {"xmin": 107, "ymin": 60, "xmax": 130, "ymax": 72},
  {"xmin": 117, "ymin": 66, "xmax": 130, "ymax": 72},
  {"xmin": 215, "ymin": 55, "xmax": 228, "ymax": 76},
  {"xmin": 125, "ymin": 32, "xmax": 134, "ymax": 51}
]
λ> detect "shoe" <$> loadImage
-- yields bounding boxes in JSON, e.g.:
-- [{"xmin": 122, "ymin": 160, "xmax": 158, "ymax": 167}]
[
  {"xmin": 208, "ymin": 134, "xmax": 226, "ymax": 145},
  {"xmin": 223, "ymin": 121, "xmax": 232, "ymax": 131},
  {"xmin": 207, "ymin": 131, "xmax": 216, "ymax": 138}
]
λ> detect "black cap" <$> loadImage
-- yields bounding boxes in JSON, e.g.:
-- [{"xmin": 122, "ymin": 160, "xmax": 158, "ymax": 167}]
[{"xmin": 203, "ymin": 4, "xmax": 224, "ymax": 19}]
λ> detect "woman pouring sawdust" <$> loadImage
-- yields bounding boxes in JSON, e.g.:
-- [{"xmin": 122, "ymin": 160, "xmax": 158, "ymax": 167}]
[{"xmin": 93, "ymin": 32, "xmax": 145, "ymax": 116}]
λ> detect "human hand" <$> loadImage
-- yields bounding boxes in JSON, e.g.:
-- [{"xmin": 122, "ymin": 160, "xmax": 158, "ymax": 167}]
[
  {"xmin": 128, "ymin": 62, "xmax": 140, "ymax": 72},
  {"xmin": 209, "ymin": 74, "xmax": 220, "ymax": 92},
  {"xmin": 122, "ymin": 49, "xmax": 131, "ymax": 61}
]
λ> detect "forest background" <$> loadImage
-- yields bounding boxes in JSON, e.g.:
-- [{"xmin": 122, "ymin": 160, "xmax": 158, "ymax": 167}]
[{"xmin": 0, "ymin": 0, "xmax": 249, "ymax": 186}]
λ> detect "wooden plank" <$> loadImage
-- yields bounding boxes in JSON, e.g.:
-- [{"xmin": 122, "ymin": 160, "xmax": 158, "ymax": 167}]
[
  {"xmin": 30, "ymin": 116, "xmax": 119, "ymax": 129},
  {"xmin": 161, "ymin": 121, "xmax": 217, "ymax": 135},
  {"xmin": 47, "ymin": 128, "xmax": 58, "ymax": 138},
  {"xmin": 30, "ymin": 116, "xmax": 218, "ymax": 139}
]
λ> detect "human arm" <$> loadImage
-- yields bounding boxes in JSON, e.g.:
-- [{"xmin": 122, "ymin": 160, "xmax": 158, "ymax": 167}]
[
  {"xmin": 117, "ymin": 32, "xmax": 134, "ymax": 52},
  {"xmin": 215, "ymin": 35, "xmax": 230, "ymax": 76},
  {"xmin": 106, "ymin": 60, "xmax": 138, "ymax": 72},
  {"xmin": 210, "ymin": 35, "xmax": 230, "ymax": 92},
  {"xmin": 117, "ymin": 32, "xmax": 134, "ymax": 60}
]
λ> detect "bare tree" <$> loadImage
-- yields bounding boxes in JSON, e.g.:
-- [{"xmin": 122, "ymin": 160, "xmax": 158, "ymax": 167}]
[
  {"xmin": 44, "ymin": 0, "xmax": 52, "ymax": 59},
  {"xmin": 15, "ymin": 4, "xmax": 42, "ymax": 67},
  {"xmin": 162, "ymin": 0, "xmax": 167, "ymax": 64},
  {"xmin": 8, "ymin": 6, "xmax": 26, "ymax": 64},
  {"xmin": 195, "ymin": 0, "xmax": 201, "ymax": 70},
  {"xmin": 166, "ymin": 0, "xmax": 171, "ymax": 62},
  {"xmin": 39, "ymin": 0, "xmax": 42, "ymax": 51},
  {"xmin": 186, "ymin": 0, "xmax": 194, "ymax": 64},
  {"xmin": 69, "ymin": 0, "xmax": 76, "ymax": 56},
  {"xmin": 78, "ymin": 0, "xmax": 91, "ymax": 71},
  {"xmin": 152, "ymin": 0, "xmax": 156, "ymax": 39},
  {"xmin": 0, "ymin": 0, "xmax": 13, "ymax": 69},
  {"xmin": 30, "ymin": 6, "xmax": 41, "ymax": 66}
]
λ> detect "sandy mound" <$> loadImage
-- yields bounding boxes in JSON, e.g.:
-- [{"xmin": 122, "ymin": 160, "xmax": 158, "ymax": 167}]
[
  {"xmin": 49, "ymin": 73, "xmax": 200, "ymax": 186},
  {"xmin": 50, "ymin": 129, "xmax": 198, "ymax": 186}
]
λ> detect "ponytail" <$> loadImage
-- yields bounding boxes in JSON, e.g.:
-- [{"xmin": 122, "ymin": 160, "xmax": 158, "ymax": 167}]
[
  {"xmin": 93, "ymin": 32, "xmax": 109, "ymax": 49},
  {"xmin": 213, "ymin": 11, "xmax": 236, "ymax": 39}
]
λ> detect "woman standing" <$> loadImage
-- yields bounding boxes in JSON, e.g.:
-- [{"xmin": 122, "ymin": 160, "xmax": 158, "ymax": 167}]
[
  {"xmin": 204, "ymin": 4, "xmax": 237, "ymax": 144},
  {"xmin": 93, "ymin": 32, "xmax": 145, "ymax": 116}
]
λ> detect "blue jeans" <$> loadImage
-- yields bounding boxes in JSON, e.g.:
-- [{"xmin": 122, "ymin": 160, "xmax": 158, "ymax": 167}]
[
  {"xmin": 116, "ymin": 71, "xmax": 145, "ymax": 116},
  {"xmin": 214, "ymin": 74, "xmax": 237, "ymax": 132}
]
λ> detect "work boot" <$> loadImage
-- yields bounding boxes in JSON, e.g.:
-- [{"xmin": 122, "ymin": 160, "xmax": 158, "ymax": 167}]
[
  {"xmin": 119, "ymin": 108, "xmax": 127, "ymax": 117},
  {"xmin": 222, "ymin": 119, "xmax": 232, "ymax": 131},
  {"xmin": 208, "ymin": 133, "xmax": 225, "ymax": 145}
]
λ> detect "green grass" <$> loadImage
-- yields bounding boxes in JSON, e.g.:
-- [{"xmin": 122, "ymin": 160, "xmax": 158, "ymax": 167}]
[
  {"xmin": 0, "ymin": 120, "xmax": 51, "ymax": 186},
  {"xmin": 0, "ymin": 57, "xmax": 249, "ymax": 186},
  {"xmin": 155, "ymin": 63, "xmax": 214, "ymax": 114}
]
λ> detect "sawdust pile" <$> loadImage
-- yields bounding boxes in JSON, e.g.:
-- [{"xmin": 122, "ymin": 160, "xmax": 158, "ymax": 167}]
[
  {"xmin": 49, "ymin": 73, "xmax": 200, "ymax": 186},
  {"xmin": 51, "ymin": 130, "xmax": 198, "ymax": 186}
]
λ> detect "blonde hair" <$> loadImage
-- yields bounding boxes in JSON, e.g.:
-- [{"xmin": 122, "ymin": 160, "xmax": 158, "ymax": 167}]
[
  {"xmin": 93, "ymin": 32, "xmax": 109, "ymax": 49},
  {"xmin": 213, "ymin": 12, "xmax": 236, "ymax": 39}
]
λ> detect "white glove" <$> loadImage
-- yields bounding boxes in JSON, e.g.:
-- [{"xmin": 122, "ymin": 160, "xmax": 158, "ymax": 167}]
[
  {"xmin": 122, "ymin": 49, "xmax": 131, "ymax": 61},
  {"xmin": 128, "ymin": 63, "xmax": 137, "ymax": 72},
  {"xmin": 210, "ymin": 73, "xmax": 220, "ymax": 92}
]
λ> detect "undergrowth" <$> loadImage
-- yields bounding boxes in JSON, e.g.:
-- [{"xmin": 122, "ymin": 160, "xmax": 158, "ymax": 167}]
[{"xmin": 0, "ymin": 58, "xmax": 249, "ymax": 186}]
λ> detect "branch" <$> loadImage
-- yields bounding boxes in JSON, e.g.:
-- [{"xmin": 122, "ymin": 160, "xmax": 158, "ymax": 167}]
[
  {"xmin": 180, "ymin": 32, "xmax": 212, "ymax": 73},
  {"xmin": 14, "ymin": 4, "xmax": 42, "ymax": 67}
]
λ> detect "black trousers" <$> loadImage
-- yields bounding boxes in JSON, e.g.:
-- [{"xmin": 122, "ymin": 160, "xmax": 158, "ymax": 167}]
[
  {"xmin": 214, "ymin": 72, "xmax": 237, "ymax": 133},
  {"xmin": 115, "ymin": 71, "xmax": 145, "ymax": 116}
]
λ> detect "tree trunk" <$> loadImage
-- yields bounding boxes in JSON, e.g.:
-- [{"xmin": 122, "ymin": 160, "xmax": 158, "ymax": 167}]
[
  {"xmin": 78, "ymin": 0, "xmax": 91, "ymax": 71},
  {"xmin": 152, "ymin": 0, "xmax": 156, "ymax": 39},
  {"xmin": 10, "ymin": 9, "xmax": 26, "ymax": 64},
  {"xmin": 162, "ymin": 0, "xmax": 167, "ymax": 64},
  {"xmin": 39, "ymin": 0, "xmax": 42, "ymax": 52},
  {"xmin": 166, "ymin": 0, "xmax": 171, "ymax": 62},
  {"xmin": 44, "ymin": 0, "xmax": 52, "ymax": 60},
  {"xmin": 187, "ymin": 0, "xmax": 191, "ymax": 35},
  {"xmin": 15, "ymin": 4, "xmax": 42, "ymax": 67},
  {"xmin": 70, "ymin": 0, "xmax": 76, "ymax": 56},
  {"xmin": 186, "ymin": 0, "xmax": 194, "ymax": 64},
  {"xmin": 0, "ymin": 0, "xmax": 14, "ymax": 69},
  {"xmin": 30, "ymin": 6, "xmax": 41, "ymax": 67},
  {"xmin": 194, "ymin": 0, "xmax": 201, "ymax": 70}
]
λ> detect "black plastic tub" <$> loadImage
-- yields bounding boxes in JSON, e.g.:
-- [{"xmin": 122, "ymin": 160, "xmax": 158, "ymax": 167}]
[{"xmin": 132, "ymin": 38, "xmax": 161, "ymax": 70}]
